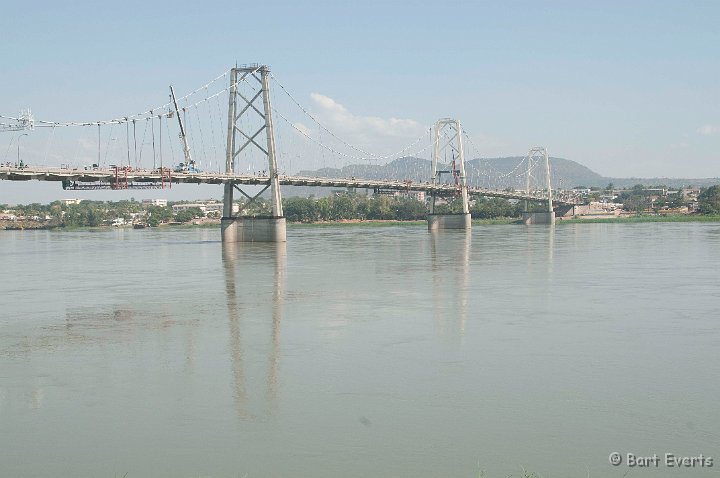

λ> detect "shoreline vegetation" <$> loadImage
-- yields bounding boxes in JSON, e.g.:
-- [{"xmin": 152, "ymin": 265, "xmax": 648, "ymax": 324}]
[
  {"xmin": 2, "ymin": 185, "xmax": 720, "ymax": 230},
  {"xmin": 3, "ymin": 214, "xmax": 720, "ymax": 232}
]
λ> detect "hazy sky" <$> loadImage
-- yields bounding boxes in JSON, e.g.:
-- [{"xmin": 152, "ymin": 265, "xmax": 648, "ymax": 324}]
[{"xmin": 1, "ymin": 0, "xmax": 719, "ymax": 204}]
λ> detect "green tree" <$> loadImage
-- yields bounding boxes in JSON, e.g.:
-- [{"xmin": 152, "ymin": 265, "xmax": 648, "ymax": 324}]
[
  {"xmin": 329, "ymin": 195, "xmax": 354, "ymax": 220},
  {"xmin": 174, "ymin": 207, "xmax": 204, "ymax": 223},
  {"xmin": 471, "ymin": 197, "xmax": 518, "ymax": 219},
  {"xmin": 147, "ymin": 205, "xmax": 174, "ymax": 223},
  {"xmin": 316, "ymin": 197, "xmax": 332, "ymax": 220},
  {"xmin": 668, "ymin": 191, "xmax": 686, "ymax": 209},
  {"xmin": 434, "ymin": 197, "xmax": 465, "ymax": 214},
  {"xmin": 368, "ymin": 196, "xmax": 392, "ymax": 219},
  {"xmin": 698, "ymin": 186, "xmax": 720, "ymax": 214},
  {"xmin": 354, "ymin": 196, "xmax": 370, "ymax": 220},
  {"xmin": 623, "ymin": 195, "xmax": 650, "ymax": 213},
  {"xmin": 394, "ymin": 197, "xmax": 426, "ymax": 220},
  {"xmin": 283, "ymin": 197, "xmax": 318, "ymax": 222},
  {"xmin": 85, "ymin": 208, "xmax": 101, "ymax": 226}
]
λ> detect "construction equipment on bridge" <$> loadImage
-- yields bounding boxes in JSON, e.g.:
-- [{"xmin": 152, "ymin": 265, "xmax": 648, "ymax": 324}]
[
  {"xmin": 170, "ymin": 85, "xmax": 200, "ymax": 174},
  {"xmin": 60, "ymin": 167, "xmax": 173, "ymax": 190}
]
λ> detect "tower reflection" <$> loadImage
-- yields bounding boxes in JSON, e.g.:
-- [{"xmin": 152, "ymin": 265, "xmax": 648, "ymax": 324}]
[
  {"xmin": 524, "ymin": 224, "xmax": 556, "ymax": 277},
  {"xmin": 430, "ymin": 230, "xmax": 471, "ymax": 342},
  {"xmin": 222, "ymin": 242, "xmax": 286, "ymax": 418}
]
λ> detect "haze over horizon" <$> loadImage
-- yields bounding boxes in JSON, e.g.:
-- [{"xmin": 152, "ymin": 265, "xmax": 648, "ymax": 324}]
[{"xmin": 1, "ymin": 0, "xmax": 718, "ymax": 204}]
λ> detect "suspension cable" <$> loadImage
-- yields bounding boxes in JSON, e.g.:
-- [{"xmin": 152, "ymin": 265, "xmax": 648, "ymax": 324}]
[
  {"xmin": 269, "ymin": 72, "xmax": 430, "ymax": 162},
  {"xmin": 151, "ymin": 113, "xmax": 156, "ymax": 169},
  {"xmin": 164, "ymin": 111, "xmax": 177, "ymax": 167},
  {"xmin": 193, "ymin": 101, "xmax": 208, "ymax": 169},
  {"xmin": 0, "ymin": 68, "xmax": 231, "ymax": 128},
  {"xmin": 137, "ymin": 118, "xmax": 149, "ymax": 167},
  {"xmin": 125, "ymin": 119, "xmax": 130, "ymax": 168},
  {"xmin": 132, "ymin": 120, "xmax": 137, "ymax": 168},
  {"xmin": 103, "ymin": 123, "xmax": 115, "ymax": 166},
  {"xmin": 43, "ymin": 124, "xmax": 57, "ymax": 165},
  {"xmin": 206, "ymin": 86, "xmax": 218, "ymax": 171},
  {"xmin": 270, "ymin": 73, "xmax": 376, "ymax": 158},
  {"xmin": 2, "ymin": 134, "xmax": 15, "ymax": 163},
  {"xmin": 158, "ymin": 114, "xmax": 163, "ymax": 169}
]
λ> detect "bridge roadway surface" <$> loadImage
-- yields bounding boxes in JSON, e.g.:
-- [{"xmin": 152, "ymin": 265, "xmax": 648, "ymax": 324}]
[{"xmin": 0, "ymin": 166, "xmax": 579, "ymax": 205}]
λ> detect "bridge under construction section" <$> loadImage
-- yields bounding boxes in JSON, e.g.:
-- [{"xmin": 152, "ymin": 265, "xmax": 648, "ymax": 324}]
[{"xmin": 1, "ymin": 64, "xmax": 573, "ymax": 241}]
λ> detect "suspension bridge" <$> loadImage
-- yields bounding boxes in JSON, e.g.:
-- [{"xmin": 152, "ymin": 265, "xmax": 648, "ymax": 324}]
[{"xmin": 1, "ymin": 64, "xmax": 575, "ymax": 241}]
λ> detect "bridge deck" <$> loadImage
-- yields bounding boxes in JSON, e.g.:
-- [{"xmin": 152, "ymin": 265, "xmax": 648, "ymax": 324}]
[{"xmin": 0, "ymin": 166, "xmax": 579, "ymax": 205}]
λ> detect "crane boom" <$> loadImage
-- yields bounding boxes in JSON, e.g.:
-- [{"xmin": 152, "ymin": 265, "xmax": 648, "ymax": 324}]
[{"xmin": 169, "ymin": 86, "xmax": 198, "ymax": 172}]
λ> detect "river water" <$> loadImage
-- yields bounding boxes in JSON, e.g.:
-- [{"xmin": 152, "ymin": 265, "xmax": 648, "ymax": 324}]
[{"xmin": 1, "ymin": 223, "xmax": 719, "ymax": 477}]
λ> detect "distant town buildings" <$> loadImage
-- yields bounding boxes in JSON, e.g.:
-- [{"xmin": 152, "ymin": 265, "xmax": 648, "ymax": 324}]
[
  {"xmin": 372, "ymin": 189, "xmax": 426, "ymax": 201},
  {"xmin": 171, "ymin": 201, "xmax": 239, "ymax": 215}
]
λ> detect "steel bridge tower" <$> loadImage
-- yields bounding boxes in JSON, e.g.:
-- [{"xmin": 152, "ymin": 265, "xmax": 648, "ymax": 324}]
[
  {"xmin": 221, "ymin": 65, "xmax": 286, "ymax": 242},
  {"xmin": 427, "ymin": 118, "xmax": 471, "ymax": 230},
  {"xmin": 522, "ymin": 146, "xmax": 555, "ymax": 225}
]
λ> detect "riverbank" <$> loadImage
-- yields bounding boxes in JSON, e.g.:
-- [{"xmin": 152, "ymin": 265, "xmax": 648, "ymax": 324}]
[
  {"xmin": 290, "ymin": 218, "xmax": 518, "ymax": 227},
  {"xmin": 4, "ymin": 214, "xmax": 720, "ymax": 231},
  {"xmin": 557, "ymin": 214, "xmax": 720, "ymax": 224}
]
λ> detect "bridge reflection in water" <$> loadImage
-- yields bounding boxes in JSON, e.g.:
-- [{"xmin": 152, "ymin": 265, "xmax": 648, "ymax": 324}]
[
  {"xmin": 222, "ymin": 241, "xmax": 286, "ymax": 419},
  {"xmin": 430, "ymin": 230, "xmax": 471, "ymax": 343}
]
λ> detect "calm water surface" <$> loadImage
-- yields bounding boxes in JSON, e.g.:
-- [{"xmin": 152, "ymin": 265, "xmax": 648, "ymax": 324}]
[{"xmin": 1, "ymin": 223, "xmax": 719, "ymax": 477}]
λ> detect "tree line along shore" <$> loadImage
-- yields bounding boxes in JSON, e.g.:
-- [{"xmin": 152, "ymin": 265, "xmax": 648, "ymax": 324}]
[{"xmin": 2, "ymin": 184, "xmax": 720, "ymax": 230}]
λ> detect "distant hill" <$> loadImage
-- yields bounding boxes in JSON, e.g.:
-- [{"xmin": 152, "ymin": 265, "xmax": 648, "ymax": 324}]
[{"xmin": 283, "ymin": 156, "xmax": 719, "ymax": 197}]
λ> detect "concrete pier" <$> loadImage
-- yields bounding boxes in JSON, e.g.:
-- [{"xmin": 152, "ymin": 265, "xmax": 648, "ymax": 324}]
[
  {"xmin": 221, "ymin": 216, "xmax": 287, "ymax": 242},
  {"xmin": 521, "ymin": 211, "xmax": 555, "ymax": 225},
  {"xmin": 427, "ymin": 213, "xmax": 472, "ymax": 231}
]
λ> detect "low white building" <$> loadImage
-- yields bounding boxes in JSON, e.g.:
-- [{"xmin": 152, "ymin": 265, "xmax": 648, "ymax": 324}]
[
  {"xmin": 142, "ymin": 199, "xmax": 168, "ymax": 207},
  {"xmin": 60, "ymin": 199, "xmax": 83, "ymax": 205}
]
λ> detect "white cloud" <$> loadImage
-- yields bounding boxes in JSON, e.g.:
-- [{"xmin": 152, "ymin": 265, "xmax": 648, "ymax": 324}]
[
  {"xmin": 697, "ymin": 124, "xmax": 720, "ymax": 136},
  {"xmin": 308, "ymin": 93, "xmax": 427, "ymax": 151}
]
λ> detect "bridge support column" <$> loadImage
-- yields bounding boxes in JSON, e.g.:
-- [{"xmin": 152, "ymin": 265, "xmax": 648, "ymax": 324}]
[
  {"xmin": 221, "ymin": 216, "xmax": 287, "ymax": 242},
  {"xmin": 221, "ymin": 64, "xmax": 286, "ymax": 243},
  {"xmin": 521, "ymin": 211, "xmax": 555, "ymax": 225},
  {"xmin": 427, "ymin": 213, "xmax": 472, "ymax": 230},
  {"xmin": 522, "ymin": 147, "xmax": 555, "ymax": 226}
]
